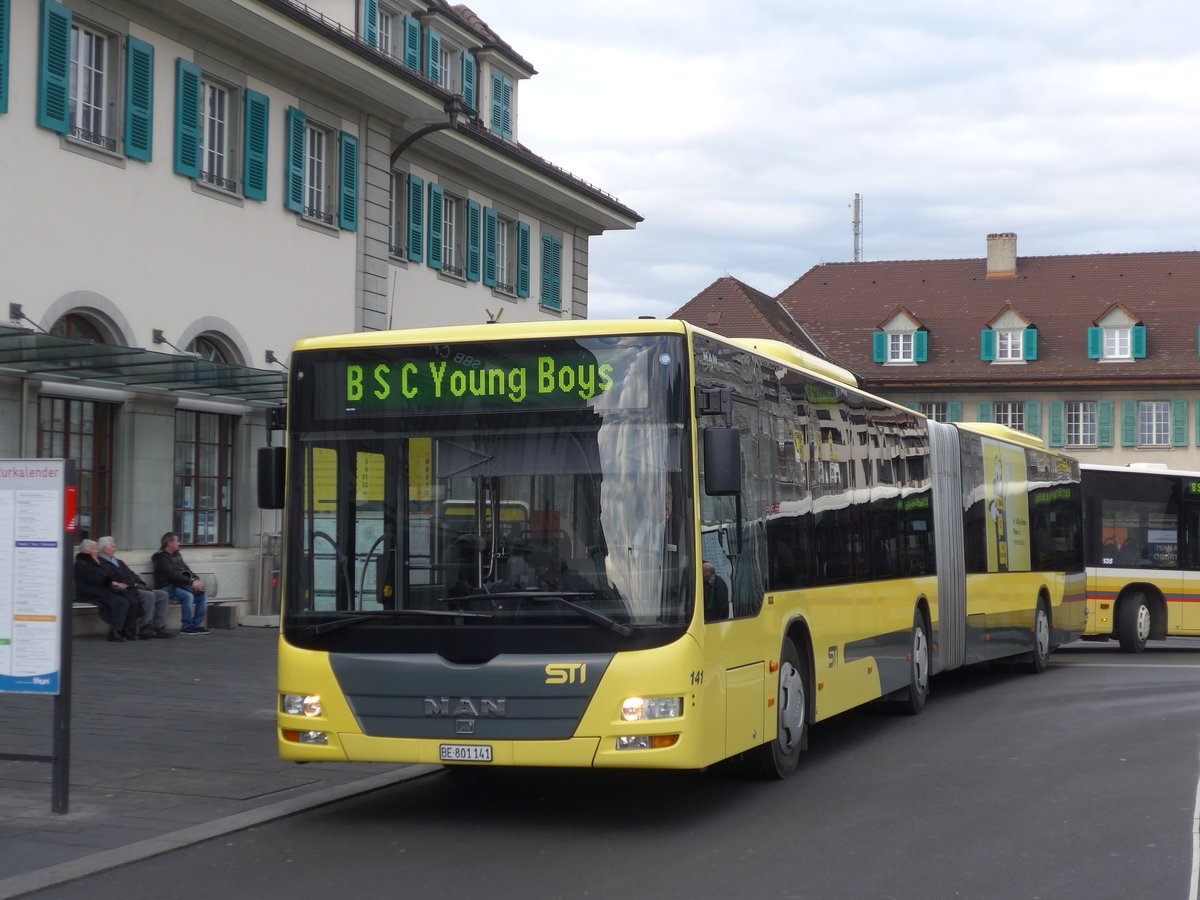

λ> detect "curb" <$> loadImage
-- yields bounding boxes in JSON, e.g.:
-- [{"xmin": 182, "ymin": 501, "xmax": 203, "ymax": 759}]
[{"xmin": 0, "ymin": 765, "xmax": 441, "ymax": 899}]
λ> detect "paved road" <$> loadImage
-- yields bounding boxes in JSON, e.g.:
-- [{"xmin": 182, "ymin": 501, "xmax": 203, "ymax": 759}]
[{"xmin": 16, "ymin": 640, "xmax": 1200, "ymax": 900}]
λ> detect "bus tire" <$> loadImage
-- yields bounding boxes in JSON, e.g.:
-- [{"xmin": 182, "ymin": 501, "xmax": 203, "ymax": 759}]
[
  {"xmin": 1116, "ymin": 594, "xmax": 1151, "ymax": 653},
  {"xmin": 892, "ymin": 609, "xmax": 930, "ymax": 714},
  {"xmin": 1024, "ymin": 600, "xmax": 1051, "ymax": 673},
  {"xmin": 751, "ymin": 638, "xmax": 807, "ymax": 779}
]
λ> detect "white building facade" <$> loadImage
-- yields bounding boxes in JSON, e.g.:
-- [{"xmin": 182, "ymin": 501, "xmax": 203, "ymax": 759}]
[{"xmin": 0, "ymin": 0, "xmax": 638, "ymax": 618}]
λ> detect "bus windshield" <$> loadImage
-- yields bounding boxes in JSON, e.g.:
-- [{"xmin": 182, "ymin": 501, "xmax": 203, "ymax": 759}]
[{"xmin": 282, "ymin": 334, "xmax": 693, "ymax": 651}]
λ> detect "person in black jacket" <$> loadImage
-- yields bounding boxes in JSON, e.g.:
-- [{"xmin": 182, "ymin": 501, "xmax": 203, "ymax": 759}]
[
  {"xmin": 151, "ymin": 532, "xmax": 209, "ymax": 635},
  {"xmin": 97, "ymin": 536, "xmax": 173, "ymax": 639},
  {"xmin": 74, "ymin": 539, "xmax": 135, "ymax": 642}
]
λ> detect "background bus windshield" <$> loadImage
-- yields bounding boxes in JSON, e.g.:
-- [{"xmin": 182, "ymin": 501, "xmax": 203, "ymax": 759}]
[{"xmin": 284, "ymin": 335, "xmax": 692, "ymax": 651}]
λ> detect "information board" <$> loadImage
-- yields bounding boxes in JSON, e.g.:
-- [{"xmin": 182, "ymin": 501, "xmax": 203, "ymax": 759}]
[{"xmin": 0, "ymin": 459, "xmax": 68, "ymax": 694}]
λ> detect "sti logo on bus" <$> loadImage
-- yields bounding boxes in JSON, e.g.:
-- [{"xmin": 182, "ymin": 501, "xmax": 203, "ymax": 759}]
[{"xmin": 546, "ymin": 663, "xmax": 587, "ymax": 684}]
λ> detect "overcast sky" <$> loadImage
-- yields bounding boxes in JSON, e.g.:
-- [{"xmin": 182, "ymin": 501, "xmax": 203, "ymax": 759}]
[{"xmin": 463, "ymin": 0, "xmax": 1200, "ymax": 320}]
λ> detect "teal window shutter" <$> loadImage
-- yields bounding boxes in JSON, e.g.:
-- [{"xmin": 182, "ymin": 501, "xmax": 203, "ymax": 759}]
[
  {"xmin": 465, "ymin": 200, "xmax": 482, "ymax": 281},
  {"xmin": 1087, "ymin": 327, "xmax": 1102, "ymax": 359},
  {"xmin": 363, "ymin": 0, "xmax": 378, "ymax": 48},
  {"xmin": 1048, "ymin": 402, "xmax": 1064, "ymax": 447},
  {"xmin": 516, "ymin": 222, "xmax": 531, "ymax": 297},
  {"xmin": 427, "ymin": 183, "xmax": 444, "ymax": 270},
  {"xmin": 242, "ymin": 89, "xmax": 269, "ymax": 200},
  {"xmin": 406, "ymin": 174, "xmax": 424, "ymax": 263},
  {"xmin": 1132, "ymin": 325, "xmax": 1147, "ymax": 358},
  {"xmin": 872, "ymin": 332, "xmax": 886, "ymax": 363},
  {"xmin": 977, "ymin": 402, "xmax": 993, "ymax": 423},
  {"xmin": 541, "ymin": 234, "xmax": 562, "ymax": 309},
  {"xmin": 914, "ymin": 331, "xmax": 928, "ymax": 362},
  {"xmin": 905, "ymin": 403, "xmax": 920, "ymax": 412},
  {"xmin": 491, "ymin": 73, "xmax": 512, "ymax": 139},
  {"xmin": 402, "ymin": 15, "xmax": 421, "ymax": 70},
  {"xmin": 123, "ymin": 37, "xmax": 154, "ymax": 161},
  {"xmin": 1025, "ymin": 401, "xmax": 1042, "ymax": 438},
  {"xmin": 461, "ymin": 53, "xmax": 477, "ymax": 112},
  {"xmin": 1, "ymin": 0, "xmax": 12, "ymax": 115},
  {"xmin": 1172, "ymin": 399, "xmax": 1188, "ymax": 447},
  {"xmin": 1121, "ymin": 400, "xmax": 1137, "ymax": 446},
  {"xmin": 980, "ymin": 329, "xmax": 996, "ymax": 361},
  {"xmin": 338, "ymin": 131, "xmax": 359, "ymax": 231},
  {"xmin": 1097, "ymin": 401, "xmax": 1114, "ymax": 447},
  {"xmin": 173, "ymin": 58, "xmax": 202, "ymax": 178},
  {"xmin": 37, "ymin": 0, "xmax": 72, "ymax": 133},
  {"xmin": 426, "ymin": 29, "xmax": 442, "ymax": 83},
  {"xmin": 482, "ymin": 207, "xmax": 498, "ymax": 287},
  {"xmin": 1196, "ymin": 400, "xmax": 1200, "ymax": 447},
  {"xmin": 1023, "ymin": 328, "xmax": 1038, "ymax": 360},
  {"xmin": 948, "ymin": 402, "xmax": 962, "ymax": 421},
  {"xmin": 284, "ymin": 106, "xmax": 306, "ymax": 212}
]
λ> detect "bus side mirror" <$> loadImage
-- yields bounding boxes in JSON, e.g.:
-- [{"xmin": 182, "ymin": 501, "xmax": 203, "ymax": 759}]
[
  {"xmin": 258, "ymin": 446, "xmax": 286, "ymax": 509},
  {"xmin": 704, "ymin": 427, "xmax": 741, "ymax": 495}
]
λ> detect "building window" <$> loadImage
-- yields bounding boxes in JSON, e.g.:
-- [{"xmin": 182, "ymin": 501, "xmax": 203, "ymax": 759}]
[
  {"xmin": 1138, "ymin": 401, "xmax": 1170, "ymax": 447},
  {"xmin": 994, "ymin": 401, "xmax": 1025, "ymax": 431},
  {"xmin": 69, "ymin": 21, "xmax": 115, "ymax": 150},
  {"xmin": 38, "ymin": 397, "xmax": 114, "ymax": 541},
  {"xmin": 285, "ymin": 107, "xmax": 357, "ymax": 231},
  {"xmin": 442, "ymin": 193, "xmax": 462, "ymax": 277},
  {"xmin": 377, "ymin": 3, "xmax": 401, "ymax": 58},
  {"xmin": 388, "ymin": 171, "xmax": 407, "ymax": 258},
  {"xmin": 190, "ymin": 335, "xmax": 230, "ymax": 363},
  {"xmin": 996, "ymin": 329, "xmax": 1024, "ymax": 361},
  {"xmin": 889, "ymin": 333, "xmax": 914, "ymax": 363},
  {"xmin": 1066, "ymin": 401, "xmax": 1097, "ymax": 447},
  {"xmin": 496, "ymin": 216, "xmax": 514, "ymax": 293},
  {"xmin": 1104, "ymin": 327, "xmax": 1131, "ymax": 359},
  {"xmin": 199, "ymin": 78, "xmax": 235, "ymax": 191},
  {"xmin": 918, "ymin": 402, "xmax": 947, "ymax": 423},
  {"xmin": 174, "ymin": 410, "xmax": 234, "ymax": 545}
]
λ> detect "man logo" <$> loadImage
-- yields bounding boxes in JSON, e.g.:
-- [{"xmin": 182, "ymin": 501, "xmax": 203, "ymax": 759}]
[
  {"xmin": 545, "ymin": 663, "xmax": 586, "ymax": 684},
  {"xmin": 424, "ymin": 697, "xmax": 507, "ymax": 717}
]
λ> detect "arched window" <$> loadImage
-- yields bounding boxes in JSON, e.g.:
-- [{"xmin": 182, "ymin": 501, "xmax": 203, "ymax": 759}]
[
  {"xmin": 50, "ymin": 313, "xmax": 106, "ymax": 343},
  {"xmin": 189, "ymin": 334, "xmax": 233, "ymax": 364}
]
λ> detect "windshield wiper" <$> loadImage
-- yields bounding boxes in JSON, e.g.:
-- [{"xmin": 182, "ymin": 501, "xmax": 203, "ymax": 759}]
[
  {"xmin": 299, "ymin": 608, "xmax": 494, "ymax": 635},
  {"xmin": 474, "ymin": 590, "xmax": 634, "ymax": 638}
]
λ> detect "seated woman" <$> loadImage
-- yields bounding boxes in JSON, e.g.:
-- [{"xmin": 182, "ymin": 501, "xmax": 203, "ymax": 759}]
[{"xmin": 74, "ymin": 539, "xmax": 135, "ymax": 642}]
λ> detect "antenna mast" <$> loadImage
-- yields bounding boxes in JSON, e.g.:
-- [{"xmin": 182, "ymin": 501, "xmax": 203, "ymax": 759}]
[{"xmin": 851, "ymin": 193, "xmax": 863, "ymax": 262}]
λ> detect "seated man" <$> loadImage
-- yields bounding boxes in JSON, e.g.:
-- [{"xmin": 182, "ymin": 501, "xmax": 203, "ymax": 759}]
[
  {"xmin": 74, "ymin": 539, "xmax": 135, "ymax": 642},
  {"xmin": 152, "ymin": 532, "xmax": 210, "ymax": 635},
  {"xmin": 97, "ymin": 536, "xmax": 173, "ymax": 639}
]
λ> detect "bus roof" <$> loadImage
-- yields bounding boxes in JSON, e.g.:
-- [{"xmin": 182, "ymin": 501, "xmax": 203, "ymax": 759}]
[
  {"xmin": 955, "ymin": 422, "xmax": 1049, "ymax": 451},
  {"xmin": 1081, "ymin": 462, "xmax": 1200, "ymax": 478},
  {"xmin": 291, "ymin": 319, "xmax": 692, "ymax": 353}
]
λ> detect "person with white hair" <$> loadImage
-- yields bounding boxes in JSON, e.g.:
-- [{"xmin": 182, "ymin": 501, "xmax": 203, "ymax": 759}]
[
  {"xmin": 97, "ymin": 536, "xmax": 174, "ymax": 639},
  {"xmin": 74, "ymin": 539, "xmax": 135, "ymax": 642}
]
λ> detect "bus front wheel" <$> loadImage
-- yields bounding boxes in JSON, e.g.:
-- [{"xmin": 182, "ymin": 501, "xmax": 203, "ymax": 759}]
[
  {"xmin": 1116, "ymin": 594, "xmax": 1151, "ymax": 653},
  {"xmin": 1026, "ymin": 601, "xmax": 1051, "ymax": 673},
  {"xmin": 751, "ymin": 638, "xmax": 807, "ymax": 779}
]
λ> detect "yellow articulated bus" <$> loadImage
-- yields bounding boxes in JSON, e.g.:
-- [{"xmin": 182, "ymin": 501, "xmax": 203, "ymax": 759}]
[
  {"xmin": 1080, "ymin": 463, "xmax": 1200, "ymax": 652},
  {"xmin": 260, "ymin": 320, "xmax": 1084, "ymax": 778}
]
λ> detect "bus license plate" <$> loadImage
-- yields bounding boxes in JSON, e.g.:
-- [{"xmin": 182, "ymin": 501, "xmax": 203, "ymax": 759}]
[{"xmin": 440, "ymin": 744, "xmax": 493, "ymax": 763}]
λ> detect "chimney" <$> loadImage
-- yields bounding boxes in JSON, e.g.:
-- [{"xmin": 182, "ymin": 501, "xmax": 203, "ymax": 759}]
[{"xmin": 986, "ymin": 233, "xmax": 1017, "ymax": 279}]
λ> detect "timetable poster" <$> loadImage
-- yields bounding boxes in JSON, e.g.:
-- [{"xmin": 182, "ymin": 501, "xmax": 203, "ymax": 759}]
[{"xmin": 0, "ymin": 460, "xmax": 67, "ymax": 694}]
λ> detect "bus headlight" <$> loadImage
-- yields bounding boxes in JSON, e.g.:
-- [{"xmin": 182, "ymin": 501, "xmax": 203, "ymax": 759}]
[
  {"xmin": 621, "ymin": 697, "xmax": 683, "ymax": 722},
  {"xmin": 282, "ymin": 693, "xmax": 322, "ymax": 717}
]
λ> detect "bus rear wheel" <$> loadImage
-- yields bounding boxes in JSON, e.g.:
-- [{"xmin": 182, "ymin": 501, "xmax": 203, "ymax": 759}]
[
  {"xmin": 750, "ymin": 638, "xmax": 807, "ymax": 779},
  {"xmin": 891, "ymin": 609, "xmax": 930, "ymax": 714},
  {"xmin": 1116, "ymin": 594, "xmax": 1151, "ymax": 653}
]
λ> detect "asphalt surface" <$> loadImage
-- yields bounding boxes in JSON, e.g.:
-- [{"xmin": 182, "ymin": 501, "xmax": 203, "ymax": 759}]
[{"xmin": 0, "ymin": 625, "xmax": 436, "ymax": 899}]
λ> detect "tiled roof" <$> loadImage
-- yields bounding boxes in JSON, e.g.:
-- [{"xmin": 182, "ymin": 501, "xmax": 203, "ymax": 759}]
[
  {"xmin": 450, "ymin": 4, "xmax": 537, "ymax": 74},
  {"xmin": 670, "ymin": 276, "xmax": 826, "ymax": 358},
  {"xmin": 776, "ymin": 251, "xmax": 1200, "ymax": 390}
]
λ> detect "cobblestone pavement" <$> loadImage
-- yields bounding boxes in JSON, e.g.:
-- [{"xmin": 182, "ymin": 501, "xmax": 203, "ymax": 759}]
[{"xmin": 0, "ymin": 625, "xmax": 436, "ymax": 898}]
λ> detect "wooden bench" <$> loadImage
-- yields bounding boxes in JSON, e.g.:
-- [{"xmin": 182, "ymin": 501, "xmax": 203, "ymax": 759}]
[{"xmin": 72, "ymin": 571, "xmax": 243, "ymax": 635}]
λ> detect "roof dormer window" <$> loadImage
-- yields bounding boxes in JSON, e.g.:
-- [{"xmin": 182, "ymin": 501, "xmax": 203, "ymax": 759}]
[
  {"xmin": 873, "ymin": 309, "xmax": 926, "ymax": 365},
  {"xmin": 981, "ymin": 307, "xmax": 1037, "ymax": 363},
  {"xmin": 1088, "ymin": 305, "xmax": 1145, "ymax": 361}
]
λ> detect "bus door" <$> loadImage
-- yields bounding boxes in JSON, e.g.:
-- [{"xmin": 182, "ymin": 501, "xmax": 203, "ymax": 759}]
[{"xmin": 1181, "ymin": 481, "xmax": 1200, "ymax": 630}]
